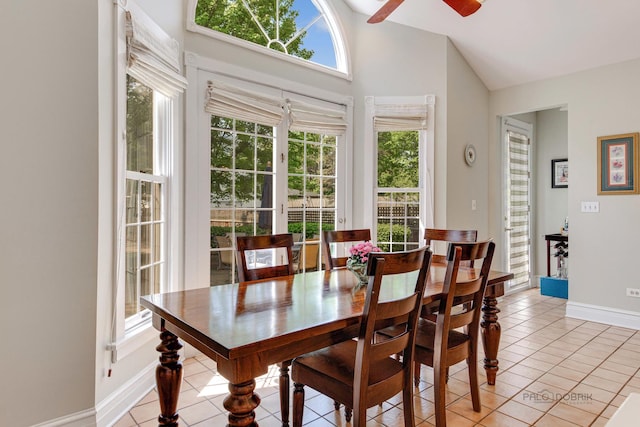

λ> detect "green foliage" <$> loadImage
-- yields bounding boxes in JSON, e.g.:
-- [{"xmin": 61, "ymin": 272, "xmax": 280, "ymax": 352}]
[
  {"xmin": 376, "ymin": 223, "xmax": 411, "ymax": 252},
  {"xmin": 287, "ymin": 222, "xmax": 333, "ymax": 238},
  {"xmin": 377, "ymin": 131, "xmax": 419, "ymax": 188},
  {"xmin": 126, "ymin": 75, "xmax": 153, "ymax": 173},
  {"xmin": 210, "ymin": 118, "xmax": 274, "ymax": 204},
  {"xmin": 287, "ymin": 132, "xmax": 336, "ymax": 197},
  {"xmin": 195, "ymin": 0, "xmax": 313, "ymax": 60}
]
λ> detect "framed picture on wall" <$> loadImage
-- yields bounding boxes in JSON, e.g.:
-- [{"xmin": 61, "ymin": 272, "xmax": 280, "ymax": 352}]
[
  {"xmin": 551, "ymin": 158, "xmax": 568, "ymax": 188},
  {"xmin": 597, "ymin": 132, "xmax": 639, "ymax": 195}
]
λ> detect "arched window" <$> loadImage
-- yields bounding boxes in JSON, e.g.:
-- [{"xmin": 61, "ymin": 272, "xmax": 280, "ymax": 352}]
[{"xmin": 187, "ymin": 0, "xmax": 350, "ymax": 77}]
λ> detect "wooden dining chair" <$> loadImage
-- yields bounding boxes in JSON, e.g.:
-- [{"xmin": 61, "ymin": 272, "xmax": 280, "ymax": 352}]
[
  {"xmin": 424, "ymin": 228, "xmax": 477, "ymax": 265},
  {"xmin": 322, "ymin": 229, "xmax": 371, "ymax": 270},
  {"xmin": 381, "ymin": 240, "xmax": 495, "ymax": 427},
  {"xmin": 291, "ymin": 247, "xmax": 433, "ymax": 427},
  {"xmin": 235, "ymin": 233, "xmax": 295, "ymax": 282},
  {"xmin": 319, "ymin": 228, "xmax": 373, "ymax": 417},
  {"xmin": 421, "ymin": 228, "xmax": 478, "ymax": 322},
  {"xmin": 235, "ymin": 233, "xmax": 296, "ymax": 426}
]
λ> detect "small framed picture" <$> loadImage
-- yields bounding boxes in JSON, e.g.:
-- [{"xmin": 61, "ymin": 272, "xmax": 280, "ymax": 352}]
[
  {"xmin": 597, "ymin": 133, "xmax": 639, "ymax": 195},
  {"xmin": 551, "ymin": 158, "xmax": 568, "ymax": 188}
]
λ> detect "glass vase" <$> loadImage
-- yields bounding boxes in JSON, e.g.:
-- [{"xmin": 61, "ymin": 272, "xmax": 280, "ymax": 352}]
[{"xmin": 346, "ymin": 259, "xmax": 369, "ymax": 288}]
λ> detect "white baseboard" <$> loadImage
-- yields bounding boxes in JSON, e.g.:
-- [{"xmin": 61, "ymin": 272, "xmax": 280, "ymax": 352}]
[
  {"xmin": 29, "ymin": 362, "xmax": 155, "ymax": 427},
  {"xmin": 566, "ymin": 301, "xmax": 640, "ymax": 330},
  {"xmin": 95, "ymin": 360, "xmax": 157, "ymax": 427},
  {"xmin": 31, "ymin": 408, "xmax": 97, "ymax": 426}
]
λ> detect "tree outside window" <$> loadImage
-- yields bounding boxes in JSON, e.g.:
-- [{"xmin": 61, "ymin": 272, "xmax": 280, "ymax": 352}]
[{"xmin": 194, "ymin": 0, "xmax": 338, "ymax": 68}]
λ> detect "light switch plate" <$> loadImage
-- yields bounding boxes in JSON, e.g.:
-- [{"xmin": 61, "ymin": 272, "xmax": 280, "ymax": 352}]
[{"xmin": 581, "ymin": 201, "xmax": 599, "ymax": 213}]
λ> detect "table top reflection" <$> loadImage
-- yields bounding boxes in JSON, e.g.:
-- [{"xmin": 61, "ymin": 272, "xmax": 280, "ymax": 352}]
[{"xmin": 141, "ymin": 264, "xmax": 509, "ymax": 362}]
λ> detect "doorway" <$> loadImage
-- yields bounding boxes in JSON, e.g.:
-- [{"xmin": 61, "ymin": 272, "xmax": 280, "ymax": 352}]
[{"xmin": 501, "ymin": 117, "xmax": 533, "ymax": 292}]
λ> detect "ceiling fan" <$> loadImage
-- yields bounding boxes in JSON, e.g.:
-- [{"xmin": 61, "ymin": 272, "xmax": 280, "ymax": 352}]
[{"xmin": 368, "ymin": 0, "xmax": 485, "ymax": 24}]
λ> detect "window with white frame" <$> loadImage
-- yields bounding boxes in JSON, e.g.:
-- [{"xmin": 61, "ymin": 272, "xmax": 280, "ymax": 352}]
[
  {"xmin": 124, "ymin": 75, "xmax": 169, "ymax": 324},
  {"xmin": 115, "ymin": 2, "xmax": 187, "ymax": 340},
  {"xmin": 203, "ymin": 79, "xmax": 348, "ymax": 285},
  {"xmin": 365, "ymin": 96, "xmax": 435, "ymax": 250},
  {"xmin": 187, "ymin": 0, "xmax": 350, "ymax": 76},
  {"xmin": 376, "ymin": 129, "xmax": 422, "ymax": 251}
]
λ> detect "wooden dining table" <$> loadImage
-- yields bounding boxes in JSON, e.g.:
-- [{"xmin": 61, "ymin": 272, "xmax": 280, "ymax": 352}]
[{"xmin": 141, "ymin": 263, "xmax": 513, "ymax": 427}]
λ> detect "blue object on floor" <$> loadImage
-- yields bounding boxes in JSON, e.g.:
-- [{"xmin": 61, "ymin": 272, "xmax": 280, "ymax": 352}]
[{"xmin": 540, "ymin": 276, "xmax": 568, "ymax": 299}]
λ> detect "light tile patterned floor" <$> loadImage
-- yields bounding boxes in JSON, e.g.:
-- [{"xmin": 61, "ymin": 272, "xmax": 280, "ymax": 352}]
[{"xmin": 113, "ymin": 289, "xmax": 640, "ymax": 426}]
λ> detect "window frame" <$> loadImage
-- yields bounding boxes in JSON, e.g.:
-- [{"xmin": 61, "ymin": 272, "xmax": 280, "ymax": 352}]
[
  {"xmin": 122, "ymin": 90, "xmax": 171, "ymax": 331},
  {"xmin": 111, "ymin": 2, "xmax": 181, "ymax": 359},
  {"xmin": 184, "ymin": 54, "xmax": 353, "ymax": 287},
  {"xmin": 364, "ymin": 96, "xmax": 435, "ymax": 245},
  {"xmin": 185, "ymin": 0, "xmax": 352, "ymax": 80}
]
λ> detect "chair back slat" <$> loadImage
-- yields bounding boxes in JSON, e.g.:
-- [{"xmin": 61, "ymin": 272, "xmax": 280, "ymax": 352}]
[
  {"xmin": 449, "ymin": 309, "xmax": 475, "ymax": 330},
  {"xmin": 370, "ymin": 331, "xmax": 409, "ymax": 361},
  {"xmin": 236, "ymin": 234, "xmax": 295, "ymax": 282},
  {"xmin": 425, "ymin": 228, "xmax": 477, "ymax": 265},
  {"xmin": 375, "ymin": 294, "xmax": 419, "ymax": 321},
  {"xmin": 453, "ymin": 278, "xmax": 483, "ymax": 298},
  {"xmin": 322, "ymin": 229, "xmax": 371, "ymax": 270}
]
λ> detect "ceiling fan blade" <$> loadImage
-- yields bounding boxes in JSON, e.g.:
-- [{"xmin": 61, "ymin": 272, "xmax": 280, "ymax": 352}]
[
  {"xmin": 443, "ymin": 0, "xmax": 482, "ymax": 17},
  {"xmin": 367, "ymin": 0, "xmax": 405, "ymax": 24}
]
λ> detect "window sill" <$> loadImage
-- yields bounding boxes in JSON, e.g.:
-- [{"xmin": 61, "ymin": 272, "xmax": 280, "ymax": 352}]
[{"xmin": 107, "ymin": 320, "xmax": 158, "ymax": 363}]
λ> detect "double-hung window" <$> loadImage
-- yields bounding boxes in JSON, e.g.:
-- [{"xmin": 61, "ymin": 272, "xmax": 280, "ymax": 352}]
[
  {"xmin": 114, "ymin": 1, "xmax": 187, "ymax": 350},
  {"xmin": 365, "ymin": 96, "xmax": 435, "ymax": 250},
  {"xmin": 124, "ymin": 75, "xmax": 169, "ymax": 326}
]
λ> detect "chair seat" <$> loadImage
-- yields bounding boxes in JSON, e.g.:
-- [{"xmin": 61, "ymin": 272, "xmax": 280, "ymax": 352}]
[
  {"xmin": 379, "ymin": 319, "xmax": 470, "ymax": 353},
  {"xmin": 414, "ymin": 319, "xmax": 470, "ymax": 351},
  {"xmin": 293, "ymin": 340, "xmax": 404, "ymax": 406}
]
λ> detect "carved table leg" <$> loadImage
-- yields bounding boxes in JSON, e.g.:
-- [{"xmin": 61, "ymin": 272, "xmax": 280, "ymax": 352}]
[
  {"xmin": 278, "ymin": 361, "xmax": 291, "ymax": 427},
  {"xmin": 156, "ymin": 329, "xmax": 183, "ymax": 426},
  {"xmin": 480, "ymin": 295, "xmax": 501, "ymax": 385},
  {"xmin": 223, "ymin": 380, "xmax": 261, "ymax": 427}
]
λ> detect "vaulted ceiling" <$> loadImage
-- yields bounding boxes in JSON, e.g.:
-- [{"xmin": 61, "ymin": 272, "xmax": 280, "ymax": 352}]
[{"xmin": 344, "ymin": 0, "xmax": 640, "ymax": 90}]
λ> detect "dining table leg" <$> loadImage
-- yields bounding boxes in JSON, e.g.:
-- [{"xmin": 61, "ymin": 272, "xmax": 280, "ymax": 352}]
[
  {"xmin": 223, "ymin": 380, "xmax": 261, "ymax": 427},
  {"xmin": 480, "ymin": 295, "xmax": 501, "ymax": 385},
  {"xmin": 156, "ymin": 329, "xmax": 183, "ymax": 426},
  {"xmin": 278, "ymin": 361, "xmax": 291, "ymax": 427}
]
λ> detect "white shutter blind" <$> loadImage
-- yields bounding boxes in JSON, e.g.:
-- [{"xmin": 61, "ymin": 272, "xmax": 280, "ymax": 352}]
[
  {"xmin": 287, "ymin": 99, "xmax": 347, "ymax": 136},
  {"xmin": 205, "ymin": 81, "xmax": 285, "ymax": 127},
  {"xmin": 507, "ymin": 130, "xmax": 531, "ymax": 288},
  {"xmin": 373, "ymin": 104, "xmax": 428, "ymax": 132},
  {"xmin": 125, "ymin": 9, "xmax": 188, "ymax": 98}
]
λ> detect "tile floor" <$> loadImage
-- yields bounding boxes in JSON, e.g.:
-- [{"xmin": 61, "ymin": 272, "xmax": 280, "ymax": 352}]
[{"xmin": 113, "ymin": 288, "xmax": 640, "ymax": 426}]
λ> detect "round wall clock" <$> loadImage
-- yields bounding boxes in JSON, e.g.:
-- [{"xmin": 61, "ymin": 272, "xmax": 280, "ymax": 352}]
[{"xmin": 464, "ymin": 144, "xmax": 477, "ymax": 166}]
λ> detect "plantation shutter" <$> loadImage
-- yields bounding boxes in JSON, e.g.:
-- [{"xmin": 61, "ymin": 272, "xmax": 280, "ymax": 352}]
[
  {"xmin": 125, "ymin": 8, "xmax": 187, "ymax": 98},
  {"xmin": 205, "ymin": 81, "xmax": 285, "ymax": 127},
  {"xmin": 507, "ymin": 130, "xmax": 531, "ymax": 288}
]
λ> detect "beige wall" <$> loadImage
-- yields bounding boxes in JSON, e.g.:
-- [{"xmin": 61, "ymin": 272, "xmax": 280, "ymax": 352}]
[
  {"xmin": 445, "ymin": 39, "xmax": 490, "ymax": 237},
  {"xmin": 490, "ymin": 59, "xmax": 640, "ymax": 315},
  {"xmin": 0, "ymin": 0, "xmax": 100, "ymax": 423}
]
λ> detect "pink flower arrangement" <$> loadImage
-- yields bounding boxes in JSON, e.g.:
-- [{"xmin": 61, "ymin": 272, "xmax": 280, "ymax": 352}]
[{"xmin": 348, "ymin": 241, "xmax": 382, "ymax": 264}]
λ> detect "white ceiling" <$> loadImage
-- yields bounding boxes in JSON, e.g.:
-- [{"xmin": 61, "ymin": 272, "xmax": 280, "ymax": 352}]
[{"xmin": 343, "ymin": 0, "xmax": 640, "ymax": 90}]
